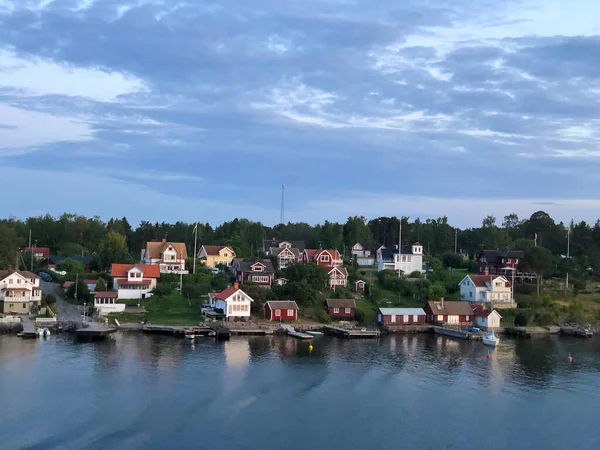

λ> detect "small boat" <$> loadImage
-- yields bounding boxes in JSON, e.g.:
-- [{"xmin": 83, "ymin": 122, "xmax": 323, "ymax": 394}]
[
  {"xmin": 37, "ymin": 328, "xmax": 50, "ymax": 337},
  {"xmin": 185, "ymin": 334, "xmax": 195, "ymax": 340},
  {"xmin": 305, "ymin": 331, "xmax": 323, "ymax": 335},
  {"xmin": 483, "ymin": 330, "xmax": 499, "ymax": 347}
]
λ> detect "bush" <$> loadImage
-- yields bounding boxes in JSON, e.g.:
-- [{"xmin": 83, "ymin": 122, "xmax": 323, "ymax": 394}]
[
  {"xmin": 515, "ymin": 284, "xmax": 537, "ymax": 295},
  {"xmin": 514, "ymin": 312, "xmax": 529, "ymax": 327},
  {"xmin": 315, "ymin": 309, "xmax": 332, "ymax": 324},
  {"xmin": 535, "ymin": 312, "xmax": 556, "ymax": 326},
  {"xmin": 152, "ymin": 283, "xmax": 173, "ymax": 296}
]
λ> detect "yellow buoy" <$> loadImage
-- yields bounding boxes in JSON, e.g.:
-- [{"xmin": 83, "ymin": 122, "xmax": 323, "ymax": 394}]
[{"xmin": 309, "ymin": 344, "xmax": 313, "ymax": 351}]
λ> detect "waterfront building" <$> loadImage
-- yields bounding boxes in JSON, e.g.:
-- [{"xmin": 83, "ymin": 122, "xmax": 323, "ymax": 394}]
[
  {"xmin": 93, "ymin": 291, "xmax": 124, "ymax": 315},
  {"xmin": 264, "ymin": 301, "xmax": 299, "ymax": 321},
  {"xmin": 208, "ymin": 283, "xmax": 253, "ymax": 321},
  {"xmin": 110, "ymin": 264, "xmax": 160, "ymax": 300},
  {"xmin": 377, "ymin": 243, "xmax": 425, "ymax": 275},
  {"xmin": 376, "ymin": 308, "xmax": 426, "ymax": 325},
  {"xmin": 0, "ymin": 269, "xmax": 42, "ymax": 314},
  {"xmin": 424, "ymin": 299, "xmax": 473, "ymax": 325},
  {"xmin": 141, "ymin": 238, "xmax": 188, "ymax": 274},
  {"xmin": 459, "ymin": 274, "xmax": 513, "ymax": 306},
  {"xmin": 326, "ymin": 298, "xmax": 356, "ymax": 320},
  {"xmin": 472, "ymin": 305, "xmax": 502, "ymax": 330}
]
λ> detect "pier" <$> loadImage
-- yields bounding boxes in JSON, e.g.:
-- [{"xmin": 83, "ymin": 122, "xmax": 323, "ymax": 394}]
[
  {"xmin": 433, "ymin": 326, "xmax": 482, "ymax": 340},
  {"xmin": 143, "ymin": 325, "xmax": 213, "ymax": 337},
  {"xmin": 74, "ymin": 321, "xmax": 118, "ymax": 339},
  {"xmin": 19, "ymin": 317, "xmax": 37, "ymax": 338},
  {"xmin": 504, "ymin": 326, "xmax": 561, "ymax": 338},
  {"xmin": 383, "ymin": 325, "xmax": 433, "ymax": 334},
  {"xmin": 561, "ymin": 326, "xmax": 593, "ymax": 338},
  {"xmin": 323, "ymin": 325, "xmax": 380, "ymax": 338}
]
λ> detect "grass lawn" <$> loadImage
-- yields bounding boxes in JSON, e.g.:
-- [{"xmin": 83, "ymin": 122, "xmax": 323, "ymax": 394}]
[
  {"xmin": 356, "ymin": 299, "xmax": 378, "ymax": 325},
  {"xmin": 111, "ymin": 293, "xmax": 206, "ymax": 325}
]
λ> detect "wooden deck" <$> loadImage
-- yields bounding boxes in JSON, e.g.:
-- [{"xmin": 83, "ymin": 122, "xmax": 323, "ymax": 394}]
[
  {"xmin": 433, "ymin": 326, "xmax": 482, "ymax": 340},
  {"xmin": 323, "ymin": 325, "xmax": 380, "ymax": 338},
  {"xmin": 142, "ymin": 325, "xmax": 213, "ymax": 337},
  {"xmin": 279, "ymin": 324, "xmax": 313, "ymax": 340},
  {"xmin": 74, "ymin": 322, "xmax": 118, "ymax": 339},
  {"xmin": 19, "ymin": 317, "xmax": 37, "ymax": 338}
]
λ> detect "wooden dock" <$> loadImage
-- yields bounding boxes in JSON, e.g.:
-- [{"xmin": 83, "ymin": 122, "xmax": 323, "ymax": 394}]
[
  {"xmin": 383, "ymin": 325, "xmax": 433, "ymax": 334},
  {"xmin": 504, "ymin": 326, "xmax": 561, "ymax": 338},
  {"xmin": 433, "ymin": 326, "xmax": 482, "ymax": 340},
  {"xmin": 143, "ymin": 325, "xmax": 213, "ymax": 337},
  {"xmin": 18, "ymin": 317, "xmax": 37, "ymax": 338},
  {"xmin": 74, "ymin": 322, "xmax": 118, "ymax": 339},
  {"xmin": 279, "ymin": 324, "xmax": 313, "ymax": 340},
  {"xmin": 323, "ymin": 325, "xmax": 380, "ymax": 338}
]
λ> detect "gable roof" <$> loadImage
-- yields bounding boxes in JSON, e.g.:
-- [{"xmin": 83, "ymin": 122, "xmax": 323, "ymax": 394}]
[
  {"xmin": 24, "ymin": 247, "xmax": 50, "ymax": 257},
  {"xmin": 326, "ymin": 298, "xmax": 356, "ymax": 308},
  {"xmin": 201, "ymin": 245, "xmax": 235, "ymax": 256},
  {"xmin": 315, "ymin": 249, "xmax": 341, "ymax": 261},
  {"xmin": 0, "ymin": 270, "xmax": 39, "ymax": 281},
  {"xmin": 264, "ymin": 300, "xmax": 299, "ymax": 310},
  {"xmin": 47, "ymin": 256, "xmax": 90, "ymax": 265},
  {"xmin": 211, "ymin": 287, "xmax": 254, "ymax": 302},
  {"xmin": 110, "ymin": 264, "xmax": 161, "ymax": 278},
  {"xmin": 270, "ymin": 247, "xmax": 301, "ymax": 259},
  {"xmin": 303, "ymin": 249, "xmax": 319, "ymax": 260},
  {"xmin": 426, "ymin": 300, "xmax": 473, "ymax": 316},
  {"xmin": 328, "ymin": 266, "xmax": 348, "ymax": 277},
  {"xmin": 94, "ymin": 291, "xmax": 118, "ymax": 298},
  {"xmin": 466, "ymin": 274, "xmax": 511, "ymax": 288},
  {"xmin": 355, "ymin": 279, "xmax": 366, "ymax": 285},
  {"xmin": 146, "ymin": 240, "xmax": 187, "ymax": 259},
  {"xmin": 477, "ymin": 250, "xmax": 524, "ymax": 263},
  {"xmin": 238, "ymin": 260, "xmax": 275, "ymax": 273},
  {"xmin": 378, "ymin": 308, "xmax": 426, "ymax": 316},
  {"xmin": 263, "ymin": 239, "xmax": 306, "ymax": 252},
  {"xmin": 472, "ymin": 304, "xmax": 503, "ymax": 318}
]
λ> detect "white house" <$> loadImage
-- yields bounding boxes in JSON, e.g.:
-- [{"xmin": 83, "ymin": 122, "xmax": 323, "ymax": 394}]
[
  {"xmin": 141, "ymin": 238, "xmax": 188, "ymax": 274},
  {"xmin": 328, "ymin": 266, "xmax": 348, "ymax": 290},
  {"xmin": 459, "ymin": 274, "xmax": 513, "ymax": 306},
  {"xmin": 0, "ymin": 270, "xmax": 42, "ymax": 314},
  {"xmin": 94, "ymin": 291, "xmax": 125, "ymax": 315},
  {"xmin": 351, "ymin": 243, "xmax": 375, "ymax": 266},
  {"xmin": 270, "ymin": 246, "xmax": 301, "ymax": 269},
  {"xmin": 377, "ymin": 243, "xmax": 424, "ymax": 274},
  {"xmin": 111, "ymin": 264, "xmax": 160, "ymax": 300},
  {"xmin": 208, "ymin": 283, "xmax": 254, "ymax": 321},
  {"xmin": 472, "ymin": 305, "xmax": 502, "ymax": 330}
]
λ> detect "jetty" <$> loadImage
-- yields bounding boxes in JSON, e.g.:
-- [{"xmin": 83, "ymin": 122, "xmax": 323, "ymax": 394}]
[
  {"xmin": 504, "ymin": 326, "xmax": 561, "ymax": 338},
  {"xmin": 142, "ymin": 325, "xmax": 213, "ymax": 337},
  {"xmin": 433, "ymin": 326, "xmax": 482, "ymax": 340},
  {"xmin": 208, "ymin": 323, "xmax": 275, "ymax": 339},
  {"xmin": 561, "ymin": 326, "xmax": 593, "ymax": 338},
  {"xmin": 323, "ymin": 325, "xmax": 380, "ymax": 338},
  {"xmin": 279, "ymin": 324, "xmax": 313, "ymax": 340},
  {"xmin": 383, "ymin": 325, "xmax": 433, "ymax": 334},
  {"xmin": 19, "ymin": 317, "xmax": 37, "ymax": 338},
  {"xmin": 74, "ymin": 321, "xmax": 118, "ymax": 339}
]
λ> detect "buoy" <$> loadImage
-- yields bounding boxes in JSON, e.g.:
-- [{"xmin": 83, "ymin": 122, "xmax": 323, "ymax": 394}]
[
  {"xmin": 408, "ymin": 353, "xmax": 412, "ymax": 357},
  {"xmin": 309, "ymin": 344, "xmax": 313, "ymax": 351},
  {"xmin": 568, "ymin": 353, "xmax": 572, "ymax": 363},
  {"xmin": 486, "ymin": 352, "xmax": 491, "ymax": 360}
]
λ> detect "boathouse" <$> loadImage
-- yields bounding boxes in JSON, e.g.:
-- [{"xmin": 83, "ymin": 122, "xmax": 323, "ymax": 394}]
[
  {"xmin": 264, "ymin": 301, "xmax": 299, "ymax": 321},
  {"xmin": 424, "ymin": 298, "xmax": 473, "ymax": 325},
  {"xmin": 472, "ymin": 305, "xmax": 502, "ymax": 330},
  {"xmin": 326, "ymin": 298, "xmax": 356, "ymax": 320},
  {"xmin": 377, "ymin": 308, "xmax": 426, "ymax": 325}
]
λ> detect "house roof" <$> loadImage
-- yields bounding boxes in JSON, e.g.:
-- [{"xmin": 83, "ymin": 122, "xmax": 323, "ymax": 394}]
[
  {"xmin": 303, "ymin": 249, "xmax": 319, "ymax": 260},
  {"xmin": 270, "ymin": 247, "xmax": 301, "ymax": 258},
  {"xmin": 477, "ymin": 250, "xmax": 524, "ymax": 263},
  {"xmin": 264, "ymin": 300, "xmax": 299, "ymax": 310},
  {"xmin": 426, "ymin": 300, "xmax": 473, "ymax": 316},
  {"xmin": 263, "ymin": 239, "xmax": 305, "ymax": 252},
  {"xmin": 94, "ymin": 291, "xmax": 118, "ymax": 298},
  {"xmin": 328, "ymin": 266, "xmax": 348, "ymax": 277},
  {"xmin": 355, "ymin": 279, "xmax": 366, "ymax": 284},
  {"xmin": 0, "ymin": 270, "xmax": 39, "ymax": 280},
  {"xmin": 211, "ymin": 287, "xmax": 255, "ymax": 302},
  {"xmin": 238, "ymin": 260, "xmax": 275, "ymax": 273},
  {"xmin": 110, "ymin": 264, "xmax": 160, "ymax": 278},
  {"xmin": 315, "ymin": 249, "xmax": 341, "ymax": 261},
  {"xmin": 146, "ymin": 240, "xmax": 187, "ymax": 259},
  {"xmin": 24, "ymin": 247, "xmax": 50, "ymax": 257},
  {"xmin": 326, "ymin": 298, "xmax": 356, "ymax": 308},
  {"xmin": 47, "ymin": 255, "xmax": 90, "ymax": 265},
  {"xmin": 472, "ymin": 304, "xmax": 502, "ymax": 318},
  {"xmin": 379, "ymin": 247, "xmax": 414, "ymax": 260},
  {"xmin": 378, "ymin": 308, "xmax": 426, "ymax": 316},
  {"xmin": 201, "ymin": 245, "xmax": 234, "ymax": 256},
  {"xmin": 115, "ymin": 278, "xmax": 153, "ymax": 285},
  {"xmin": 467, "ymin": 274, "xmax": 511, "ymax": 288}
]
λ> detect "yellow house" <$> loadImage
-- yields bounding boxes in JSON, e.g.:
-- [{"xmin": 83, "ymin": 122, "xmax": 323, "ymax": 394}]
[{"xmin": 198, "ymin": 245, "xmax": 236, "ymax": 268}]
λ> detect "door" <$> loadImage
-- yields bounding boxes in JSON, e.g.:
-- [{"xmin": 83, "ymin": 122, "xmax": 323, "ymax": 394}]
[
  {"xmin": 403, "ymin": 315, "xmax": 409, "ymax": 323},
  {"xmin": 448, "ymin": 315, "xmax": 459, "ymax": 324},
  {"xmin": 413, "ymin": 315, "xmax": 418, "ymax": 323},
  {"xmin": 391, "ymin": 314, "xmax": 396, "ymax": 323}
]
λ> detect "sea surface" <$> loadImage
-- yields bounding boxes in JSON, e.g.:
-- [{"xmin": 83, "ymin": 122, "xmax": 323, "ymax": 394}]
[{"xmin": 0, "ymin": 332, "xmax": 599, "ymax": 450}]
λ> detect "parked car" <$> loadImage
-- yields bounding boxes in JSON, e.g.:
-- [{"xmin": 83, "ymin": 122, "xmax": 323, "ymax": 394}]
[{"xmin": 38, "ymin": 272, "xmax": 52, "ymax": 282}]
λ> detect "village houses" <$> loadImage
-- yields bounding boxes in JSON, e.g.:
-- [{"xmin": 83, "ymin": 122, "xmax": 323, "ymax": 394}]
[
  {"xmin": 472, "ymin": 305, "xmax": 503, "ymax": 330},
  {"xmin": 326, "ymin": 298, "xmax": 356, "ymax": 320},
  {"xmin": 376, "ymin": 308, "xmax": 426, "ymax": 325},
  {"xmin": 302, "ymin": 249, "xmax": 348, "ymax": 290},
  {"xmin": 264, "ymin": 300, "xmax": 299, "ymax": 321},
  {"xmin": 377, "ymin": 243, "xmax": 425, "ymax": 275},
  {"xmin": 207, "ymin": 283, "xmax": 253, "ymax": 321},
  {"xmin": 141, "ymin": 238, "xmax": 188, "ymax": 274},
  {"xmin": 197, "ymin": 245, "xmax": 236, "ymax": 268},
  {"xmin": 111, "ymin": 263, "xmax": 160, "ymax": 300},
  {"xmin": 0, "ymin": 269, "xmax": 42, "ymax": 314},
  {"xmin": 351, "ymin": 243, "xmax": 375, "ymax": 266},
  {"xmin": 424, "ymin": 299, "xmax": 473, "ymax": 325},
  {"xmin": 476, "ymin": 250, "xmax": 523, "ymax": 275},
  {"xmin": 231, "ymin": 259, "xmax": 275, "ymax": 286},
  {"xmin": 459, "ymin": 274, "xmax": 513, "ymax": 306}
]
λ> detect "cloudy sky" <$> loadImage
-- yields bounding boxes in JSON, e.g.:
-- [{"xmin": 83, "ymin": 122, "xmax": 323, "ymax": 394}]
[{"xmin": 1, "ymin": 0, "xmax": 599, "ymax": 227}]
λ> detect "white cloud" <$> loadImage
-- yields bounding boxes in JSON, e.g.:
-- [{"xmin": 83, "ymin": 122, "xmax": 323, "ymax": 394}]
[
  {"xmin": 0, "ymin": 49, "xmax": 147, "ymax": 102},
  {"xmin": 0, "ymin": 103, "xmax": 92, "ymax": 149}
]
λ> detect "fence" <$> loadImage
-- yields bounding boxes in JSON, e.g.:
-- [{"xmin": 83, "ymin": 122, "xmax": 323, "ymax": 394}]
[
  {"xmin": 35, "ymin": 317, "xmax": 57, "ymax": 325},
  {"xmin": 0, "ymin": 316, "xmax": 22, "ymax": 324}
]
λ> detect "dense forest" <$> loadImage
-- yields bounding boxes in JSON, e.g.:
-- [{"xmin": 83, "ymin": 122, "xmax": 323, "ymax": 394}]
[{"xmin": 1, "ymin": 210, "xmax": 597, "ymax": 279}]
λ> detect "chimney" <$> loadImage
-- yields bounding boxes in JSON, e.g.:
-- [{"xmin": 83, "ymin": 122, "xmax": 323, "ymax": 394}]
[
  {"xmin": 162, "ymin": 238, "xmax": 166, "ymax": 243},
  {"xmin": 440, "ymin": 297, "xmax": 444, "ymax": 308},
  {"xmin": 234, "ymin": 282, "xmax": 239, "ymax": 290},
  {"xmin": 484, "ymin": 271, "xmax": 489, "ymax": 276}
]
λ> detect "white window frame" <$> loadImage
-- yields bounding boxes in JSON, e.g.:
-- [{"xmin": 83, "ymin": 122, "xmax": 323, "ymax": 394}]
[
  {"xmin": 275, "ymin": 309, "xmax": 280, "ymax": 316},
  {"xmin": 321, "ymin": 255, "xmax": 330, "ymax": 262},
  {"xmin": 287, "ymin": 309, "xmax": 294, "ymax": 316},
  {"xmin": 333, "ymin": 307, "xmax": 339, "ymax": 313},
  {"xmin": 345, "ymin": 307, "xmax": 351, "ymax": 314}
]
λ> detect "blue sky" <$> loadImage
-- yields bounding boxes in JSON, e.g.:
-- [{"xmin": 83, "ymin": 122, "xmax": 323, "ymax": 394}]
[{"xmin": 1, "ymin": 0, "xmax": 600, "ymax": 227}]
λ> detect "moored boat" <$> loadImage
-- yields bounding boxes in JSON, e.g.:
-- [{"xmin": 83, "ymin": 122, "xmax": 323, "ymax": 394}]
[
  {"xmin": 305, "ymin": 331, "xmax": 323, "ymax": 335},
  {"xmin": 483, "ymin": 330, "xmax": 499, "ymax": 347}
]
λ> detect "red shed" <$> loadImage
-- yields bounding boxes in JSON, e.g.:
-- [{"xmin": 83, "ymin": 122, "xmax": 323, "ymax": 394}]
[
  {"xmin": 264, "ymin": 301, "xmax": 299, "ymax": 321},
  {"xmin": 354, "ymin": 279, "xmax": 366, "ymax": 293},
  {"xmin": 424, "ymin": 298, "xmax": 473, "ymax": 325},
  {"xmin": 326, "ymin": 298, "xmax": 356, "ymax": 320}
]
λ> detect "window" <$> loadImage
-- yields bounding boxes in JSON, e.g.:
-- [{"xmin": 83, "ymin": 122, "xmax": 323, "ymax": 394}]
[
  {"xmin": 403, "ymin": 315, "xmax": 409, "ymax": 322},
  {"xmin": 469, "ymin": 291, "xmax": 473, "ymax": 298},
  {"xmin": 437, "ymin": 315, "xmax": 443, "ymax": 321},
  {"xmin": 466, "ymin": 315, "xmax": 470, "ymax": 321},
  {"xmin": 436, "ymin": 304, "xmax": 441, "ymax": 310},
  {"xmin": 253, "ymin": 265, "xmax": 263, "ymax": 272},
  {"xmin": 252, "ymin": 275, "xmax": 270, "ymax": 283},
  {"xmin": 333, "ymin": 307, "xmax": 339, "ymax": 313},
  {"xmin": 17, "ymin": 279, "xmax": 21, "ymax": 284},
  {"xmin": 506, "ymin": 258, "xmax": 512, "ymax": 263},
  {"xmin": 515, "ymin": 259, "xmax": 519, "ymax": 264},
  {"xmin": 224, "ymin": 253, "xmax": 228, "ymax": 257},
  {"xmin": 287, "ymin": 309, "xmax": 294, "ymax": 316},
  {"xmin": 23, "ymin": 303, "xmax": 26, "ymax": 309},
  {"xmin": 275, "ymin": 309, "xmax": 280, "ymax": 316},
  {"xmin": 345, "ymin": 308, "xmax": 351, "ymax": 314},
  {"xmin": 413, "ymin": 315, "xmax": 418, "ymax": 322},
  {"xmin": 8, "ymin": 279, "xmax": 12, "ymax": 284},
  {"xmin": 321, "ymin": 255, "xmax": 330, "ymax": 262}
]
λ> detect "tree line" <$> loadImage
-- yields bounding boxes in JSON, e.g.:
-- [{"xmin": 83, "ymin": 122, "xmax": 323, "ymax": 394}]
[{"xmin": 0, "ymin": 211, "xmax": 596, "ymax": 276}]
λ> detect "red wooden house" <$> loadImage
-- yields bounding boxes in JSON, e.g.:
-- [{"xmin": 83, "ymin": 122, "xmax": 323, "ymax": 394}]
[
  {"xmin": 301, "ymin": 249, "xmax": 342, "ymax": 268},
  {"xmin": 231, "ymin": 260, "xmax": 275, "ymax": 286},
  {"xmin": 354, "ymin": 279, "xmax": 366, "ymax": 293},
  {"xmin": 264, "ymin": 301, "xmax": 299, "ymax": 321},
  {"xmin": 326, "ymin": 298, "xmax": 356, "ymax": 320},
  {"xmin": 424, "ymin": 298, "xmax": 473, "ymax": 325},
  {"xmin": 476, "ymin": 250, "xmax": 523, "ymax": 275},
  {"xmin": 377, "ymin": 308, "xmax": 426, "ymax": 325}
]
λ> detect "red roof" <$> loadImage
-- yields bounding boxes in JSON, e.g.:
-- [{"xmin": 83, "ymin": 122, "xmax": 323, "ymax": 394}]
[
  {"xmin": 212, "ymin": 286, "xmax": 239, "ymax": 300},
  {"xmin": 315, "ymin": 249, "xmax": 341, "ymax": 261},
  {"xmin": 468, "ymin": 274, "xmax": 511, "ymax": 288},
  {"xmin": 115, "ymin": 278, "xmax": 153, "ymax": 285},
  {"xmin": 110, "ymin": 264, "xmax": 160, "ymax": 278},
  {"xmin": 303, "ymin": 249, "xmax": 318, "ymax": 260},
  {"xmin": 25, "ymin": 247, "xmax": 50, "ymax": 257},
  {"xmin": 94, "ymin": 291, "xmax": 118, "ymax": 298},
  {"xmin": 201, "ymin": 245, "xmax": 234, "ymax": 256},
  {"xmin": 63, "ymin": 281, "xmax": 74, "ymax": 288}
]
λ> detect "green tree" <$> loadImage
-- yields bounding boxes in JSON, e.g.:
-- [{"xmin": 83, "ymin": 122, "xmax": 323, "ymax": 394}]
[
  {"xmin": 343, "ymin": 216, "xmax": 373, "ymax": 250},
  {"xmin": 521, "ymin": 246, "xmax": 555, "ymax": 296},
  {"xmin": 57, "ymin": 259, "xmax": 85, "ymax": 274},
  {"xmin": 442, "ymin": 252, "xmax": 463, "ymax": 269},
  {"xmin": 514, "ymin": 312, "xmax": 529, "ymax": 326},
  {"xmin": 97, "ymin": 231, "xmax": 131, "ymax": 269},
  {"xmin": 95, "ymin": 278, "xmax": 107, "ymax": 292},
  {"xmin": 66, "ymin": 279, "xmax": 90, "ymax": 303},
  {"xmin": 0, "ymin": 223, "xmax": 22, "ymax": 269}
]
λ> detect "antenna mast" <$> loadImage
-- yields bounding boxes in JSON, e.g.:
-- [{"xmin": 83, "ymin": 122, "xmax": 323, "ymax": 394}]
[{"xmin": 280, "ymin": 184, "xmax": 285, "ymax": 224}]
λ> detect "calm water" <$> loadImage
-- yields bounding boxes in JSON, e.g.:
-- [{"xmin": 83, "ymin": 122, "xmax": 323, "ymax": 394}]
[{"xmin": 0, "ymin": 333, "xmax": 599, "ymax": 450}]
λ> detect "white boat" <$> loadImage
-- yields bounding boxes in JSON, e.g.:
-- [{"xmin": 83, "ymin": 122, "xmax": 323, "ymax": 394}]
[
  {"xmin": 483, "ymin": 330, "xmax": 499, "ymax": 347},
  {"xmin": 37, "ymin": 328, "xmax": 50, "ymax": 337},
  {"xmin": 305, "ymin": 331, "xmax": 323, "ymax": 335}
]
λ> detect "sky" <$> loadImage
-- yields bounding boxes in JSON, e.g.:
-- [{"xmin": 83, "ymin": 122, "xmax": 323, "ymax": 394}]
[{"xmin": 1, "ymin": 0, "xmax": 600, "ymax": 228}]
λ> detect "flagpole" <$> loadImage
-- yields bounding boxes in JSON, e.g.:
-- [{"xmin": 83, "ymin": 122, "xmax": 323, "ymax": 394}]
[{"xmin": 193, "ymin": 222, "xmax": 198, "ymax": 274}]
